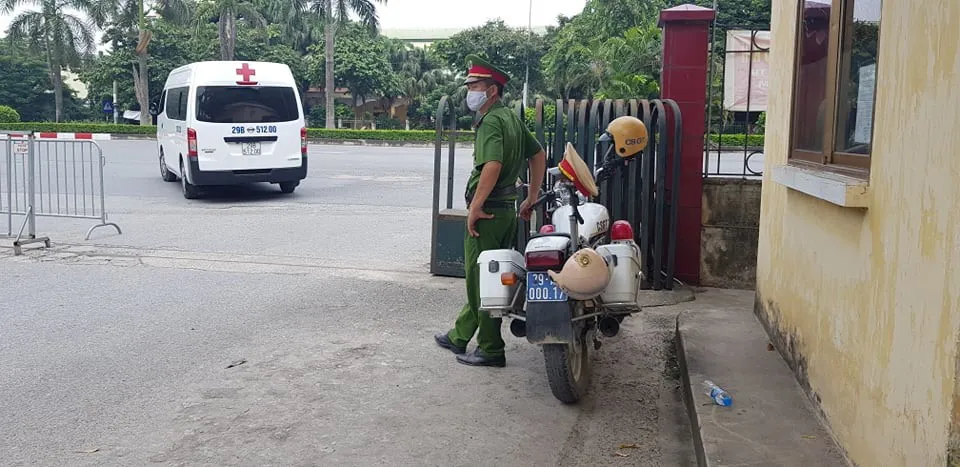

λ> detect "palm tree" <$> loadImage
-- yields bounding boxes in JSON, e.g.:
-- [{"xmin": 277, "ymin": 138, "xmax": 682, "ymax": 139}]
[
  {"xmin": 257, "ymin": 0, "xmax": 318, "ymax": 54},
  {"xmin": 307, "ymin": 0, "xmax": 386, "ymax": 129},
  {"xmin": 1, "ymin": 0, "xmax": 114, "ymax": 122},
  {"xmin": 113, "ymin": 0, "xmax": 194, "ymax": 125},
  {"xmin": 195, "ymin": 0, "xmax": 266, "ymax": 61}
]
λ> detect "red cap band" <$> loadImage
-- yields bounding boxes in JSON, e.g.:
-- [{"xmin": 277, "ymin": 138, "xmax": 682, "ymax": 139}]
[
  {"xmin": 468, "ymin": 65, "xmax": 508, "ymax": 85},
  {"xmin": 558, "ymin": 159, "xmax": 591, "ymax": 197}
]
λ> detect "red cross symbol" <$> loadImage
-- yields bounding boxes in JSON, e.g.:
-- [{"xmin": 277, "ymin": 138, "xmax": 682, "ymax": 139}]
[{"xmin": 236, "ymin": 63, "xmax": 257, "ymax": 85}]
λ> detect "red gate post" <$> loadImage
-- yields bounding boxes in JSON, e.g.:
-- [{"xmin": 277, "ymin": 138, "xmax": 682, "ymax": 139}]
[{"xmin": 658, "ymin": 4, "xmax": 716, "ymax": 286}]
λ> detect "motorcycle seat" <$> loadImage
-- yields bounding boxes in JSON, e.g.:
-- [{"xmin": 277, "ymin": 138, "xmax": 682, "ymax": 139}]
[{"xmin": 531, "ymin": 232, "xmax": 572, "ymax": 240}]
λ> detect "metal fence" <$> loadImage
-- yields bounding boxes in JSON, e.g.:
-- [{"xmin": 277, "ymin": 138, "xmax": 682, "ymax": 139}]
[
  {"xmin": 1, "ymin": 133, "xmax": 121, "ymax": 255},
  {"xmin": 704, "ymin": 26, "xmax": 770, "ymax": 178},
  {"xmin": 529, "ymin": 99, "xmax": 683, "ymax": 290}
]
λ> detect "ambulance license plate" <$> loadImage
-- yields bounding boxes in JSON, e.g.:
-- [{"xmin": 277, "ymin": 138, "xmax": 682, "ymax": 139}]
[
  {"xmin": 241, "ymin": 142, "xmax": 261, "ymax": 155},
  {"xmin": 526, "ymin": 272, "xmax": 568, "ymax": 302}
]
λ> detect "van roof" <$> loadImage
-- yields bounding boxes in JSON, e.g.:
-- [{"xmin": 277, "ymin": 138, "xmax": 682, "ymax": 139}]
[{"xmin": 165, "ymin": 61, "xmax": 296, "ymax": 88}]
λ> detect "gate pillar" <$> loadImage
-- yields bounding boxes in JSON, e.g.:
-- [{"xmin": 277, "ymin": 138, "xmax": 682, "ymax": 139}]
[{"xmin": 658, "ymin": 4, "xmax": 715, "ymax": 285}]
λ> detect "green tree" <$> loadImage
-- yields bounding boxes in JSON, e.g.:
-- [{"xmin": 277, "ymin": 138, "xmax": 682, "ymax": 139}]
[
  {"xmin": 85, "ymin": 15, "xmax": 210, "ymax": 116},
  {"xmin": 543, "ymin": 30, "xmax": 606, "ymax": 99},
  {"xmin": 234, "ymin": 24, "xmax": 311, "ymax": 90},
  {"xmin": 542, "ymin": 0, "xmax": 666, "ymax": 100},
  {"xmin": 595, "ymin": 24, "xmax": 662, "ymax": 99},
  {"xmin": 432, "ymin": 20, "xmax": 550, "ymax": 103},
  {"xmin": 111, "ymin": 0, "xmax": 194, "ymax": 125},
  {"xmin": 305, "ymin": 0, "xmax": 387, "ymax": 129},
  {"xmin": 678, "ymin": 0, "xmax": 770, "ymax": 29},
  {"xmin": 404, "ymin": 69, "xmax": 464, "ymax": 129},
  {"xmin": 1, "ymin": 0, "xmax": 114, "ymax": 122},
  {"xmin": 0, "ymin": 40, "xmax": 58, "ymax": 121},
  {"xmin": 307, "ymin": 22, "xmax": 398, "ymax": 121},
  {"xmin": 255, "ymin": 0, "xmax": 320, "ymax": 54},
  {"xmin": 195, "ymin": 0, "xmax": 267, "ymax": 61}
]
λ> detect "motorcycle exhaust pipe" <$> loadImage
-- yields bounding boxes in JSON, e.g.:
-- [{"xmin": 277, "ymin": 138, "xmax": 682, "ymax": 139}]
[
  {"xmin": 510, "ymin": 319, "xmax": 527, "ymax": 338},
  {"xmin": 599, "ymin": 316, "xmax": 620, "ymax": 338}
]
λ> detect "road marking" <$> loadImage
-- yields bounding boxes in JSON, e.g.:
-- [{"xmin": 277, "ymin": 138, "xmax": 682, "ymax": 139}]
[
  {"xmin": 329, "ymin": 175, "xmax": 427, "ymax": 182},
  {"xmin": 2, "ymin": 244, "xmax": 459, "ymax": 287}
]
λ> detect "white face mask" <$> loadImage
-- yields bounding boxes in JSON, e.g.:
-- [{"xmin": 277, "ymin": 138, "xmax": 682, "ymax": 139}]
[{"xmin": 466, "ymin": 90, "xmax": 488, "ymax": 111}]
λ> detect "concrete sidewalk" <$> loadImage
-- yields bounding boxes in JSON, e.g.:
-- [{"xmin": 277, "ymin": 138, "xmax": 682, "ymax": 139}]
[{"xmin": 674, "ymin": 288, "xmax": 850, "ymax": 466}]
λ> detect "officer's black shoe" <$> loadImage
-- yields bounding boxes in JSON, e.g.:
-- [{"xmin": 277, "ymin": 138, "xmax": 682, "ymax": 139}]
[
  {"xmin": 434, "ymin": 332, "xmax": 466, "ymax": 354},
  {"xmin": 456, "ymin": 348, "xmax": 506, "ymax": 368}
]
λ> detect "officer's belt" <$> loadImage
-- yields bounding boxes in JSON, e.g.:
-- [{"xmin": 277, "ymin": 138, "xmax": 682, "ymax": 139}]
[{"xmin": 465, "ymin": 184, "xmax": 517, "ymax": 210}]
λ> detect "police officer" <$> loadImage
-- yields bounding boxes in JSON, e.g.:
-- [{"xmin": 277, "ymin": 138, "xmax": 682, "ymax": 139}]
[{"xmin": 434, "ymin": 54, "xmax": 546, "ymax": 368}]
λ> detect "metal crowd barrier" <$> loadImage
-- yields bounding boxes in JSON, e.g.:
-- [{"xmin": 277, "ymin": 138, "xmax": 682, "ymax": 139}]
[{"xmin": 1, "ymin": 132, "xmax": 121, "ymax": 255}]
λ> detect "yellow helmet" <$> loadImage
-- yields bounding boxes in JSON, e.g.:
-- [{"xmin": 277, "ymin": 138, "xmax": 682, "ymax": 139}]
[{"xmin": 602, "ymin": 116, "xmax": 649, "ymax": 158}]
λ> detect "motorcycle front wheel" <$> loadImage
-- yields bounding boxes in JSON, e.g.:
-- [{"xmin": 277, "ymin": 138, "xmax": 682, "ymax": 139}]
[{"xmin": 543, "ymin": 331, "xmax": 592, "ymax": 404}]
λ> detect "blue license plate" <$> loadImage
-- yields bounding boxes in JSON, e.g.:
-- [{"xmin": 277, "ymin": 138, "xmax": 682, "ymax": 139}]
[{"xmin": 526, "ymin": 272, "xmax": 568, "ymax": 302}]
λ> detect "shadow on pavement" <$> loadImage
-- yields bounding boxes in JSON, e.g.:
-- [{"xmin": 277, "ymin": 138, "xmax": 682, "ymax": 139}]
[{"xmin": 187, "ymin": 183, "xmax": 299, "ymax": 203}]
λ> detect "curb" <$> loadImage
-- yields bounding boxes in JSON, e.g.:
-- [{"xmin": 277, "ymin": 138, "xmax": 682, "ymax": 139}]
[
  {"xmin": 99, "ymin": 134, "xmax": 476, "ymax": 148},
  {"xmin": 675, "ymin": 313, "xmax": 709, "ymax": 467},
  {"xmin": 2, "ymin": 132, "xmax": 112, "ymax": 140}
]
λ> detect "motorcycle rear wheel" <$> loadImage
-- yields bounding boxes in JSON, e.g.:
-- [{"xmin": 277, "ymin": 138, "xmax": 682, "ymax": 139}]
[{"xmin": 543, "ymin": 333, "xmax": 592, "ymax": 404}]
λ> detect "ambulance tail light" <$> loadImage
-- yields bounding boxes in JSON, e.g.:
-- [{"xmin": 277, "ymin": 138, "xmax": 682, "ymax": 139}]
[
  {"xmin": 611, "ymin": 220, "xmax": 634, "ymax": 241},
  {"xmin": 300, "ymin": 127, "xmax": 307, "ymax": 156},
  {"xmin": 525, "ymin": 250, "xmax": 565, "ymax": 271},
  {"xmin": 187, "ymin": 128, "xmax": 198, "ymax": 159}
]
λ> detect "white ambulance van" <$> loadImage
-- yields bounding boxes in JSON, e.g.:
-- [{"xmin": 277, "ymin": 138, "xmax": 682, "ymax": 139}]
[{"xmin": 151, "ymin": 61, "xmax": 308, "ymax": 199}]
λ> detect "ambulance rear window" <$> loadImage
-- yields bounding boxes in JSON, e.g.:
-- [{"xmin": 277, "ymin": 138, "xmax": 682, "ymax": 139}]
[{"xmin": 195, "ymin": 86, "xmax": 300, "ymax": 123}]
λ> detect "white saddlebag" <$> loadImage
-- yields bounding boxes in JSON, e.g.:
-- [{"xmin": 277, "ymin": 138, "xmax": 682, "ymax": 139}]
[
  {"xmin": 477, "ymin": 249, "xmax": 527, "ymax": 310},
  {"xmin": 596, "ymin": 242, "xmax": 642, "ymax": 307}
]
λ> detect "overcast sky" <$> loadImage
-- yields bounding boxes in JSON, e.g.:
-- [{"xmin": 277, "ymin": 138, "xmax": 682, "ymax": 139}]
[
  {"xmin": 378, "ymin": 0, "xmax": 587, "ymax": 29},
  {"xmin": 0, "ymin": 0, "xmax": 589, "ymax": 39}
]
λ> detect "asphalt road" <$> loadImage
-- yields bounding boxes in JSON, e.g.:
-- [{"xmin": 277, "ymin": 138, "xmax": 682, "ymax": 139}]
[{"xmin": 0, "ymin": 141, "xmax": 694, "ymax": 466}]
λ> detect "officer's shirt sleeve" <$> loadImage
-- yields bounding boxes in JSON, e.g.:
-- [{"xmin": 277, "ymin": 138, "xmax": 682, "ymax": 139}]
[
  {"xmin": 474, "ymin": 116, "xmax": 504, "ymax": 168},
  {"xmin": 522, "ymin": 127, "xmax": 543, "ymax": 160}
]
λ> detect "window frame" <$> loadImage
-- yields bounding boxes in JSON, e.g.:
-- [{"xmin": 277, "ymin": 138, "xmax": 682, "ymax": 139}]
[{"xmin": 788, "ymin": 0, "xmax": 880, "ymax": 178}]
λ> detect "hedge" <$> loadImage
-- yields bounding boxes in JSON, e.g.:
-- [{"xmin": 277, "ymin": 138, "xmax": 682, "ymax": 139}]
[
  {"xmin": 0, "ymin": 122, "xmax": 156, "ymax": 135},
  {"xmin": 306, "ymin": 128, "xmax": 474, "ymax": 142},
  {"xmin": 0, "ymin": 122, "xmax": 476, "ymax": 142},
  {"xmin": 708, "ymin": 133, "xmax": 765, "ymax": 148},
  {"xmin": 0, "ymin": 122, "xmax": 764, "ymax": 147}
]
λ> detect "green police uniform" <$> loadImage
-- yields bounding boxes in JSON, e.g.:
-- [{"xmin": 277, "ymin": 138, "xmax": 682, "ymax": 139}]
[{"xmin": 441, "ymin": 55, "xmax": 543, "ymax": 365}]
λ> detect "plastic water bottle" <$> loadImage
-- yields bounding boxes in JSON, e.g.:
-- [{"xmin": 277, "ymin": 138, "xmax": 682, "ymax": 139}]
[{"xmin": 702, "ymin": 380, "xmax": 732, "ymax": 406}]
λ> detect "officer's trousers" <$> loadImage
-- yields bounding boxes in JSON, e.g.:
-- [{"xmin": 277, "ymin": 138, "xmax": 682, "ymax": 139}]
[{"xmin": 447, "ymin": 206, "xmax": 518, "ymax": 357}]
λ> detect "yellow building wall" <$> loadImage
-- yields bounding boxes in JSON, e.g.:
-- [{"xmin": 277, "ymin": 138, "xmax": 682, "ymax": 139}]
[{"xmin": 756, "ymin": 0, "xmax": 960, "ymax": 465}]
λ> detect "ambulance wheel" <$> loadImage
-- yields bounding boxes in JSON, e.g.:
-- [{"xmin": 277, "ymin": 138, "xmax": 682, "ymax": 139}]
[
  {"xmin": 279, "ymin": 181, "xmax": 298, "ymax": 194},
  {"xmin": 180, "ymin": 158, "xmax": 200, "ymax": 200},
  {"xmin": 160, "ymin": 149, "xmax": 177, "ymax": 182}
]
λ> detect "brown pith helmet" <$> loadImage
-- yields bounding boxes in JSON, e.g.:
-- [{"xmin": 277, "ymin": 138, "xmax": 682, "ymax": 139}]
[{"xmin": 548, "ymin": 247, "xmax": 611, "ymax": 300}]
